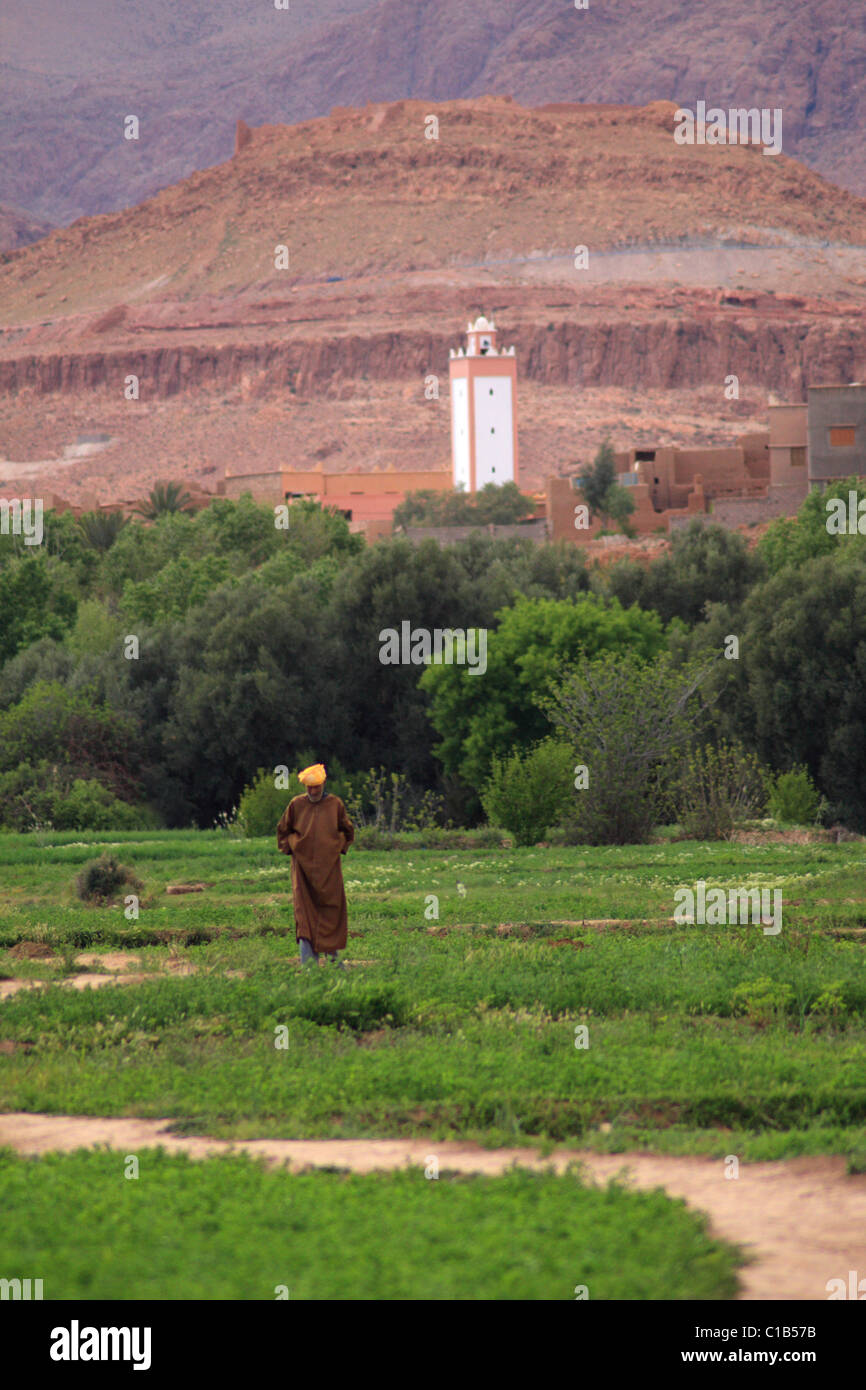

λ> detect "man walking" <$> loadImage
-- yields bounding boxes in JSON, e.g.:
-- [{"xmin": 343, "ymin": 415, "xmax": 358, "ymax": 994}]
[{"xmin": 277, "ymin": 763, "xmax": 355, "ymax": 966}]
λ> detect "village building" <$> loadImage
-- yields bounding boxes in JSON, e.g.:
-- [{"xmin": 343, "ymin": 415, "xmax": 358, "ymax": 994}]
[{"xmin": 213, "ymin": 317, "xmax": 866, "ymax": 545}]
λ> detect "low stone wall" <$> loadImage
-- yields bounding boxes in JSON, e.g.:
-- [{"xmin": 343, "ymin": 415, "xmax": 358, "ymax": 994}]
[
  {"xmin": 667, "ymin": 489, "xmax": 799, "ymax": 531},
  {"xmin": 709, "ymin": 491, "xmax": 800, "ymax": 527}
]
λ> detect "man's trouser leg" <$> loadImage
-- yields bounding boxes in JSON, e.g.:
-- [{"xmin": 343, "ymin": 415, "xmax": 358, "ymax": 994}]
[{"xmin": 299, "ymin": 937, "xmax": 318, "ymax": 965}]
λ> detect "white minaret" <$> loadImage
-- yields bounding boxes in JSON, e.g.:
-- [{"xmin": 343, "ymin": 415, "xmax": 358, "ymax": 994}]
[{"xmin": 449, "ymin": 315, "xmax": 518, "ymax": 492}]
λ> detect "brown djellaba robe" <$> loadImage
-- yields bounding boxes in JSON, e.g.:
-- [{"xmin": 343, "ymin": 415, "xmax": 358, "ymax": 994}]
[{"xmin": 276, "ymin": 793, "xmax": 355, "ymax": 951}]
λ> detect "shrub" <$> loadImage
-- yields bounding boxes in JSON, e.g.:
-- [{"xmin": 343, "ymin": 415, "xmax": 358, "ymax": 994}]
[
  {"xmin": 677, "ymin": 742, "xmax": 768, "ymax": 840},
  {"xmin": 730, "ymin": 978, "xmax": 794, "ymax": 1024},
  {"xmin": 342, "ymin": 768, "xmax": 446, "ymax": 833},
  {"xmin": 54, "ymin": 780, "xmax": 155, "ymax": 832},
  {"xmin": 237, "ymin": 769, "xmax": 291, "ymax": 839},
  {"xmin": 809, "ymin": 983, "xmax": 849, "ymax": 1021},
  {"xmin": 767, "ymin": 767, "xmax": 822, "ymax": 826},
  {"xmin": 0, "ymin": 763, "xmax": 154, "ymax": 832},
  {"xmin": 75, "ymin": 855, "xmax": 142, "ymax": 905},
  {"xmin": 481, "ymin": 739, "xmax": 575, "ymax": 847}
]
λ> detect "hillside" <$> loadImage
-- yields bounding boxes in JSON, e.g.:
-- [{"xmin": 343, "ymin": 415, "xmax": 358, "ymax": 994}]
[
  {"xmin": 1, "ymin": 0, "xmax": 865, "ymax": 228},
  {"xmin": 2, "ymin": 98, "xmax": 866, "ymax": 508},
  {"xmin": 0, "ymin": 202, "xmax": 51, "ymax": 252},
  {"xmin": 3, "ymin": 97, "xmax": 866, "ymax": 324}
]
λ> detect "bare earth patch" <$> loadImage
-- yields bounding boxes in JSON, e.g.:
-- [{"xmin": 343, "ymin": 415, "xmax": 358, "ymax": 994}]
[
  {"xmin": 0, "ymin": 961, "xmax": 361, "ymax": 996},
  {"xmin": 0, "ymin": 1112, "xmax": 863, "ymax": 1302},
  {"xmin": 73, "ymin": 952, "xmax": 142, "ymax": 972}
]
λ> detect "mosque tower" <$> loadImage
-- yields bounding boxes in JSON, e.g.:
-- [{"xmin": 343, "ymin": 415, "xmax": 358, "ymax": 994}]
[{"xmin": 449, "ymin": 315, "xmax": 518, "ymax": 492}]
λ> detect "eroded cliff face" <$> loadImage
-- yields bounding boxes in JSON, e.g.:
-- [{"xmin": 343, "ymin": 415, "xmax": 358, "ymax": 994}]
[{"xmin": 1, "ymin": 311, "xmax": 861, "ymax": 400}]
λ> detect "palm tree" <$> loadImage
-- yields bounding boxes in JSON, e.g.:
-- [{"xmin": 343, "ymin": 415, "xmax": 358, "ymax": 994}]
[
  {"xmin": 75, "ymin": 509, "xmax": 130, "ymax": 552},
  {"xmin": 133, "ymin": 482, "xmax": 196, "ymax": 520}
]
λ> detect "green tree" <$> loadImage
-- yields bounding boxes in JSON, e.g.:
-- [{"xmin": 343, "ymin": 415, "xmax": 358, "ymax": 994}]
[
  {"xmin": 75, "ymin": 510, "xmax": 129, "ymax": 553},
  {"xmin": 539, "ymin": 652, "xmax": 713, "ymax": 844},
  {"xmin": 735, "ymin": 547, "xmax": 866, "ymax": 828},
  {"xmin": 133, "ymin": 481, "xmax": 195, "ymax": 519},
  {"xmin": 392, "ymin": 482, "xmax": 536, "ymax": 530},
  {"xmin": 0, "ymin": 682, "xmax": 143, "ymax": 804},
  {"xmin": 577, "ymin": 439, "xmax": 617, "ymax": 518},
  {"xmin": 601, "ymin": 483, "xmax": 636, "ymax": 536},
  {"xmin": 0, "ymin": 555, "xmax": 78, "ymax": 665},
  {"xmin": 759, "ymin": 477, "xmax": 866, "ymax": 576},
  {"xmin": 601, "ymin": 521, "xmax": 765, "ymax": 626},
  {"xmin": 275, "ymin": 497, "xmax": 364, "ymax": 559},
  {"xmin": 421, "ymin": 593, "xmax": 667, "ymax": 795},
  {"xmin": 120, "ymin": 553, "xmax": 233, "ymax": 625}
]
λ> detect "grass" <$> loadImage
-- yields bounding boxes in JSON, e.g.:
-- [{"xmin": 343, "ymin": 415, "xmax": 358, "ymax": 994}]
[
  {"xmin": 0, "ymin": 1148, "xmax": 740, "ymax": 1300},
  {"xmin": 1, "ymin": 832, "xmax": 865, "ymax": 1158},
  {"xmin": 1, "ymin": 828, "xmax": 864, "ymax": 1297}
]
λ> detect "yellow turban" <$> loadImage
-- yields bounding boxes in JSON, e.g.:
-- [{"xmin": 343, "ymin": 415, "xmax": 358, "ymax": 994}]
[{"xmin": 298, "ymin": 763, "xmax": 326, "ymax": 787}]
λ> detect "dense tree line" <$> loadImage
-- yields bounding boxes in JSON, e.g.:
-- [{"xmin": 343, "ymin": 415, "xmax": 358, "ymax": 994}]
[{"xmin": 2, "ymin": 481, "xmax": 865, "ymax": 830}]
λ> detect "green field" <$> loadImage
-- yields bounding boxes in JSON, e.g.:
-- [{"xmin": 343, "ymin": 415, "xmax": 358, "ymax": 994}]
[
  {"xmin": 1, "ymin": 829, "xmax": 865, "ymax": 1298},
  {"xmin": 0, "ymin": 1150, "xmax": 739, "ymax": 1300}
]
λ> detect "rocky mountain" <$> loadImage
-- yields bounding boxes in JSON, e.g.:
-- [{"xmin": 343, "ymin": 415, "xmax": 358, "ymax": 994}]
[
  {"xmin": 2, "ymin": 0, "xmax": 865, "ymax": 228},
  {"xmin": 3, "ymin": 97, "xmax": 865, "ymax": 325},
  {"xmin": 2, "ymin": 98, "xmax": 865, "ymax": 509}
]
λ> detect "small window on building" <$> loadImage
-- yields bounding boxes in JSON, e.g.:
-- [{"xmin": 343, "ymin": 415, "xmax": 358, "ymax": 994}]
[
  {"xmin": 829, "ymin": 426, "xmax": 856, "ymax": 447},
  {"xmin": 790, "ymin": 447, "xmax": 806, "ymax": 467},
  {"xmin": 636, "ymin": 450, "xmax": 656, "ymax": 462},
  {"xmin": 654, "ymin": 477, "xmax": 660, "ymax": 485}
]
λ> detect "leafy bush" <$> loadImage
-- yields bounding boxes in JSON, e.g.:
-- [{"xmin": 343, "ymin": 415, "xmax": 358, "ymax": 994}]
[
  {"xmin": 75, "ymin": 855, "xmax": 142, "ymax": 905},
  {"xmin": 343, "ymin": 768, "xmax": 446, "ymax": 833},
  {"xmin": 540, "ymin": 652, "xmax": 712, "ymax": 845},
  {"xmin": 809, "ymin": 983, "xmax": 849, "ymax": 1021},
  {"xmin": 236, "ymin": 769, "xmax": 292, "ymax": 839},
  {"xmin": 767, "ymin": 767, "xmax": 822, "ymax": 826},
  {"xmin": 730, "ymin": 978, "xmax": 794, "ymax": 1024},
  {"xmin": 0, "ymin": 682, "xmax": 142, "ymax": 803},
  {"xmin": 0, "ymin": 762, "xmax": 153, "ymax": 832},
  {"xmin": 677, "ymin": 741, "xmax": 768, "ymax": 840},
  {"xmin": 481, "ymin": 739, "xmax": 575, "ymax": 846}
]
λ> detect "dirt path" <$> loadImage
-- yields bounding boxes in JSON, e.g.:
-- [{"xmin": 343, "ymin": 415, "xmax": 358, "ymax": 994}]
[{"xmin": 2, "ymin": 1112, "xmax": 863, "ymax": 1300}]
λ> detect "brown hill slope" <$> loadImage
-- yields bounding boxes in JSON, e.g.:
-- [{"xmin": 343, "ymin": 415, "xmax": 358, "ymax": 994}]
[
  {"xmin": 3, "ymin": 97, "xmax": 866, "ymax": 327},
  {"xmin": 1, "ymin": 0, "xmax": 865, "ymax": 227},
  {"xmin": 0, "ymin": 203, "xmax": 52, "ymax": 252}
]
